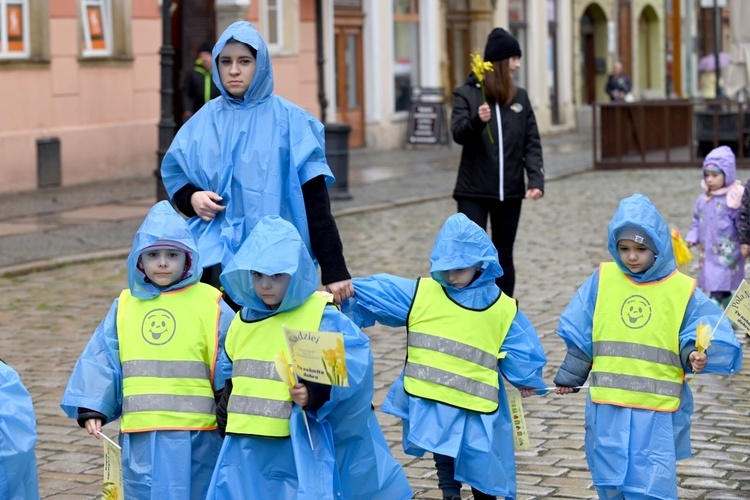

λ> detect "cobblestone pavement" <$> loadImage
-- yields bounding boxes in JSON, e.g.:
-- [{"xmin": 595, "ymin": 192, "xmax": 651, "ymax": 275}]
[{"xmin": 3, "ymin": 167, "xmax": 750, "ymax": 499}]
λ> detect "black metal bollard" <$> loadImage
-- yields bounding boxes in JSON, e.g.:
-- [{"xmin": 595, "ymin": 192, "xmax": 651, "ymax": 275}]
[{"xmin": 324, "ymin": 123, "xmax": 353, "ymax": 200}]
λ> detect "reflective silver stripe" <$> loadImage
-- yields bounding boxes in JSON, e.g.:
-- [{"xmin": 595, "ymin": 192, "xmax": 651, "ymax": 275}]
[
  {"xmin": 593, "ymin": 341, "xmax": 681, "ymax": 368},
  {"xmin": 228, "ymin": 395, "xmax": 292, "ymax": 419},
  {"xmin": 122, "ymin": 360, "xmax": 210, "ymax": 380},
  {"xmin": 232, "ymin": 359, "xmax": 281, "ymax": 381},
  {"xmin": 409, "ymin": 331, "xmax": 497, "ymax": 370},
  {"xmin": 123, "ymin": 394, "xmax": 216, "ymax": 414},
  {"xmin": 591, "ymin": 372, "xmax": 683, "ymax": 398},
  {"xmin": 405, "ymin": 362, "xmax": 498, "ymax": 403}
]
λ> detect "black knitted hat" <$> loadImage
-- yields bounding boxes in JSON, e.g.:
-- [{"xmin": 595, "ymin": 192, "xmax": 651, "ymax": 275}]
[
  {"xmin": 484, "ymin": 28, "xmax": 522, "ymax": 62},
  {"xmin": 198, "ymin": 42, "xmax": 213, "ymax": 54}
]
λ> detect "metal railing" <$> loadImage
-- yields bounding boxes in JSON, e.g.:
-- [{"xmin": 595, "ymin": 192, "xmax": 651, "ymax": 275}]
[{"xmin": 593, "ymin": 99, "xmax": 750, "ymax": 169}]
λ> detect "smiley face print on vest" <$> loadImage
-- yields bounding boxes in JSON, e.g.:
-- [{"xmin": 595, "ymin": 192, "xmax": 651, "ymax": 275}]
[
  {"xmin": 619, "ymin": 295, "xmax": 652, "ymax": 329},
  {"xmin": 141, "ymin": 308, "xmax": 177, "ymax": 345}
]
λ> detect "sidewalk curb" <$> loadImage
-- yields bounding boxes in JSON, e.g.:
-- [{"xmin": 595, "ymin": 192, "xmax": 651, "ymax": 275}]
[
  {"xmin": 0, "ymin": 193, "xmax": 453, "ymax": 278},
  {"xmin": 0, "ymin": 168, "xmax": 591, "ymax": 278}
]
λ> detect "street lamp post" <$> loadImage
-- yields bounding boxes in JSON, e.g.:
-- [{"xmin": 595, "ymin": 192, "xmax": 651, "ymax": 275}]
[{"xmin": 156, "ymin": 0, "xmax": 176, "ymax": 202}]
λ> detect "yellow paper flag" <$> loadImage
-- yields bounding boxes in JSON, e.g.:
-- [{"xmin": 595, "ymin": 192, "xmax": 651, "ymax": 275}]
[
  {"xmin": 695, "ymin": 319, "xmax": 713, "ymax": 355},
  {"xmin": 274, "ymin": 351, "xmax": 295, "ymax": 388},
  {"xmin": 508, "ymin": 391, "xmax": 530, "ymax": 450},
  {"xmin": 725, "ymin": 280, "xmax": 750, "ymax": 334}
]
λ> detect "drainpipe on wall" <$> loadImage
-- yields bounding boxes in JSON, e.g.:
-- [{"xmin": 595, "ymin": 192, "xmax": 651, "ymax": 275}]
[{"xmin": 156, "ymin": 0, "xmax": 176, "ymax": 202}]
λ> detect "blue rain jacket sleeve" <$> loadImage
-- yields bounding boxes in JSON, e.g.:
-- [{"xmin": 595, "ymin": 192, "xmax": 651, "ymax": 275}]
[
  {"xmin": 160, "ymin": 21, "xmax": 333, "ymax": 269},
  {"xmin": 0, "ymin": 362, "xmax": 40, "ymax": 500},
  {"xmin": 60, "ymin": 299, "xmax": 123, "ymax": 421}
]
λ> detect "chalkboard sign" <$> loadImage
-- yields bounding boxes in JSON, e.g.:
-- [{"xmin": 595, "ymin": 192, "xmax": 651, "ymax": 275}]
[{"xmin": 406, "ymin": 87, "xmax": 449, "ymax": 145}]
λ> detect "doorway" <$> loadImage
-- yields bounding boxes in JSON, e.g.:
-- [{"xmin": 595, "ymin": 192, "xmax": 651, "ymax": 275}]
[{"xmin": 334, "ymin": 11, "xmax": 365, "ymax": 148}]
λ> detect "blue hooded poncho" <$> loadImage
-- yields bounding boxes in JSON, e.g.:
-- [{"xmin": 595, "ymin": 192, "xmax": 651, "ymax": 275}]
[
  {"xmin": 160, "ymin": 21, "xmax": 334, "ymax": 270},
  {"xmin": 60, "ymin": 201, "xmax": 234, "ymax": 500},
  {"xmin": 0, "ymin": 361, "xmax": 39, "ymax": 499},
  {"xmin": 341, "ymin": 213, "xmax": 548, "ymax": 498},
  {"xmin": 555, "ymin": 194, "xmax": 743, "ymax": 500},
  {"xmin": 207, "ymin": 216, "xmax": 411, "ymax": 500}
]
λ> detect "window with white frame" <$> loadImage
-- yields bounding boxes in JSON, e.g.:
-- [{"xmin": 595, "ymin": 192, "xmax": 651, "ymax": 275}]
[
  {"xmin": 80, "ymin": 0, "xmax": 113, "ymax": 57},
  {"xmin": 262, "ymin": 0, "xmax": 299, "ymax": 56},
  {"xmin": 393, "ymin": 0, "xmax": 420, "ymax": 112},
  {"xmin": 264, "ymin": 0, "xmax": 282, "ymax": 49},
  {"xmin": 0, "ymin": 0, "xmax": 30, "ymax": 59}
]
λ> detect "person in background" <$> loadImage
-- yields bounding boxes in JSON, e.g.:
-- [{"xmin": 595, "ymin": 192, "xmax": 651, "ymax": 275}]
[
  {"xmin": 450, "ymin": 27, "xmax": 544, "ymax": 297},
  {"xmin": 554, "ymin": 194, "xmax": 742, "ymax": 500},
  {"xmin": 161, "ymin": 22, "xmax": 353, "ymax": 310},
  {"xmin": 605, "ymin": 61, "xmax": 632, "ymax": 101},
  {"xmin": 686, "ymin": 146, "xmax": 745, "ymax": 308},
  {"xmin": 182, "ymin": 42, "xmax": 221, "ymax": 122}
]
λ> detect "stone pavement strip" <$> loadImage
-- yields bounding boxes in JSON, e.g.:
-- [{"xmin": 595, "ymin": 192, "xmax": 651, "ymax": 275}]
[{"xmin": 3, "ymin": 167, "xmax": 750, "ymax": 499}]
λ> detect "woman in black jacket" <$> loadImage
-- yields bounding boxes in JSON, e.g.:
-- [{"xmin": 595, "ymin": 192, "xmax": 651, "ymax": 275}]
[{"xmin": 451, "ymin": 27, "xmax": 544, "ymax": 297}]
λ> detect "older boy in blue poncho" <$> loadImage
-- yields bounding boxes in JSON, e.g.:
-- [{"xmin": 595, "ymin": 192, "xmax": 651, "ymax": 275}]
[
  {"xmin": 161, "ymin": 21, "xmax": 352, "ymax": 305},
  {"xmin": 554, "ymin": 194, "xmax": 743, "ymax": 500},
  {"xmin": 61, "ymin": 201, "xmax": 234, "ymax": 500},
  {"xmin": 0, "ymin": 360, "xmax": 39, "ymax": 499},
  {"xmin": 207, "ymin": 215, "xmax": 411, "ymax": 500},
  {"xmin": 342, "ymin": 213, "xmax": 548, "ymax": 500}
]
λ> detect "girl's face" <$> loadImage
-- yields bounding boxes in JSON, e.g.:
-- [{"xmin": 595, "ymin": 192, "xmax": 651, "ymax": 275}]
[
  {"xmin": 508, "ymin": 56, "xmax": 521, "ymax": 75},
  {"xmin": 140, "ymin": 249, "xmax": 187, "ymax": 287},
  {"xmin": 252, "ymin": 271, "xmax": 291, "ymax": 310},
  {"xmin": 441, "ymin": 267, "xmax": 479, "ymax": 289},
  {"xmin": 617, "ymin": 239, "xmax": 655, "ymax": 274},
  {"xmin": 704, "ymin": 170, "xmax": 725, "ymax": 192},
  {"xmin": 218, "ymin": 41, "xmax": 256, "ymax": 98}
]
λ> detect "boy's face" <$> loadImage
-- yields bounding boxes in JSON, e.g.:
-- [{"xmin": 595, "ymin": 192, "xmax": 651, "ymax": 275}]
[
  {"xmin": 704, "ymin": 169, "xmax": 725, "ymax": 192},
  {"xmin": 617, "ymin": 239, "xmax": 655, "ymax": 274},
  {"xmin": 252, "ymin": 271, "xmax": 291, "ymax": 309},
  {"xmin": 441, "ymin": 267, "xmax": 478, "ymax": 289},
  {"xmin": 141, "ymin": 249, "xmax": 187, "ymax": 287},
  {"xmin": 218, "ymin": 41, "xmax": 256, "ymax": 98}
]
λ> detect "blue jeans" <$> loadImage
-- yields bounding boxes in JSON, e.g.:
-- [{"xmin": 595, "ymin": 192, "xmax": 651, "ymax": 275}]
[{"xmin": 433, "ymin": 453, "xmax": 497, "ymax": 499}]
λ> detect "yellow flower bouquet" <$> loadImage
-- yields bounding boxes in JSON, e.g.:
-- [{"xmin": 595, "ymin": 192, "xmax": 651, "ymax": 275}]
[{"xmin": 471, "ymin": 51, "xmax": 495, "ymax": 143}]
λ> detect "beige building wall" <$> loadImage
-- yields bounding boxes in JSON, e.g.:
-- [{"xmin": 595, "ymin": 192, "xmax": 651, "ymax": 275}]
[{"xmin": 0, "ymin": 1, "xmax": 160, "ymax": 192}]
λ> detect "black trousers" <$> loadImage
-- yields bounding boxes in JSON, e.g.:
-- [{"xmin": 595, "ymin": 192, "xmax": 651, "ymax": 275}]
[
  {"xmin": 457, "ymin": 197, "xmax": 523, "ymax": 297},
  {"xmin": 201, "ymin": 263, "xmax": 241, "ymax": 312},
  {"xmin": 433, "ymin": 453, "xmax": 497, "ymax": 499}
]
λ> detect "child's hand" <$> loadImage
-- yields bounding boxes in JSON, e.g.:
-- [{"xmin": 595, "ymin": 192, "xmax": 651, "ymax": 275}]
[
  {"xmin": 477, "ymin": 102, "xmax": 491, "ymax": 122},
  {"xmin": 689, "ymin": 351, "xmax": 708, "ymax": 373},
  {"xmin": 555, "ymin": 385, "xmax": 575, "ymax": 395},
  {"xmin": 326, "ymin": 279, "xmax": 354, "ymax": 304},
  {"xmin": 290, "ymin": 383, "xmax": 309, "ymax": 407},
  {"xmin": 84, "ymin": 418, "xmax": 103, "ymax": 439},
  {"xmin": 742, "ymin": 244, "xmax": 750, "ymax": 258},
  {"xmin": 519, "ymin": 387, "xmax": 537, "ymax": 398},
  {"xmin": 191, "ymin": 191, "xmax": 227, "ymax": 222}
]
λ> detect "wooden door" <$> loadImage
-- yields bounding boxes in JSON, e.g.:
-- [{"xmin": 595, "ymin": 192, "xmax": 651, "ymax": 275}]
[
  {"xmin": 334, "ymin": 18, "xmax": 365, "ymax": 148},
  {"xmin": 581, "ymin": 15, "xmax": 596, "ymax": 104}
]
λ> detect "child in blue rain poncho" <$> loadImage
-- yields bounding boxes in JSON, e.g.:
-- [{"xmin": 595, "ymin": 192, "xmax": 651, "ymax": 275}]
[
  {"xmin": 342, "ymin": 213, "xmax": 548, "ymax": 500},
  {"xmin": 554, "ymin": 194, "xmax": 743, "ymax": 500},
  {"xmin": 60, "ymin": 201, "xmax": 234, "ymax": 500},
  {"xmin": 0, "ymin": 360, "xmax": 39, "ymax": 499},
  {"xmin": 207, "ymin": 215, "xmax": 411, "ymax": 500},
  {"xmin": 161, "ymin": 21, "xmax": 352, "ymax": 306}
]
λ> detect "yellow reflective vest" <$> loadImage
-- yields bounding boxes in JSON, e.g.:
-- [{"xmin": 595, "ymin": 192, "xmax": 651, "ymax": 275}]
[
  {"xmin": 224, "ymin": 294, "xmax": 328, "ymax": 437},
  {"xmin": 590, "ymin": 262, "xmax": 695, "ymax": 412},
  {"xmin": 117, "ymin": 283, "xmax": 222, "ymax": 432},
  {"xmin": 404, "ymin": 277, "xmax": 516, "ymax": 413}
]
